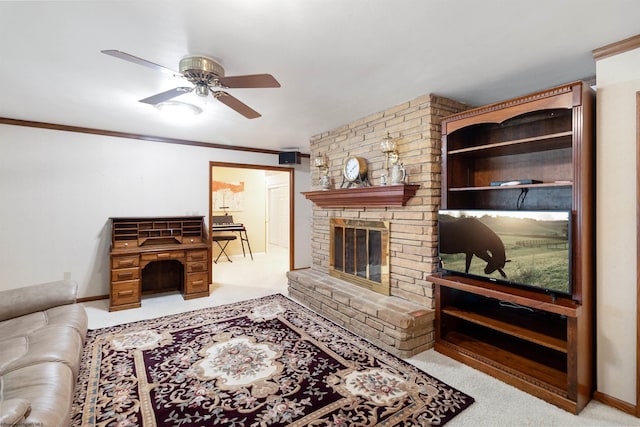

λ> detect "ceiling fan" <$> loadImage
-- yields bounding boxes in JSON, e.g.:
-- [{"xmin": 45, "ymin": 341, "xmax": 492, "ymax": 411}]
[{"xmin": 101, "ymin": 49, "xmax": 280, "ymax": 119}]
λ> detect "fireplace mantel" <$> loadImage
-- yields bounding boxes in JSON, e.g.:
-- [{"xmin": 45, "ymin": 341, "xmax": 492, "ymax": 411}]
[{"xmin": 302, "ymin": 184, "xmax": 419, "ymax": 208}]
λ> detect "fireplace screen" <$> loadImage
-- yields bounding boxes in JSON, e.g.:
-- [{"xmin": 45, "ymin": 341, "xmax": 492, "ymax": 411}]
[{"xmin": 330, "ymin": 218, "xmax": 390, "ymax": 295}]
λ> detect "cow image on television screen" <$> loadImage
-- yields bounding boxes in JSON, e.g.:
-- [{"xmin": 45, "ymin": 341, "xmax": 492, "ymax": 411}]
[{"xmin": 439, "ymin": 217, "xmax": 510, "ymax": 278}]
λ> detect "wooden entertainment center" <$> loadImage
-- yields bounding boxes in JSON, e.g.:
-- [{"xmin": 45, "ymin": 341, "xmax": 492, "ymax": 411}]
[
  {"xmin": 428, "ymin": 81, "xmax": 595, "ymax": 413},
  {"xmin": 109, "ymin": 216, "xmax": 211, "ymax": 311}
]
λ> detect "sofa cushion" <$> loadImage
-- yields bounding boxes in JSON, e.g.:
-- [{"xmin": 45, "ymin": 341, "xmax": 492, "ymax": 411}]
[
  {"xmin": 0, "ymin": 398, "xmax": 31, "ymax": 426},
  {"xmin": 0, "ymin": 325, "xmax": 84, "ymax": 378},
  {"xmin": 0, "ymin": 303, "xmax": 87, "ymax": 342},
  {"xmin": 2, "ymin": 362, "xmax": 74, "ymax": 427},
  {"xmin": 0, "ymin": 336, "xmax": 27, "ymax": 371},
  {"xmin": 46, "ymin": 303, "xmax": 88, "ymax": 340}
]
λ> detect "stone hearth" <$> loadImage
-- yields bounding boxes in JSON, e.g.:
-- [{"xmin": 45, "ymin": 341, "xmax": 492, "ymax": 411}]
[{"xmin": 287, "ymin": 269, "xmax": 434, "ymax": 358}]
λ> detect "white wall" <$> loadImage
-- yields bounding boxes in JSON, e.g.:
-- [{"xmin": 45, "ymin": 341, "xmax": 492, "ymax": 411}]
[
  {"xmin": 292, "ymin": 158, "xmax": 312, "ymax": 268},
  {"xmin": 0, "ymin": 124, "xmax": 311, "ymax": 298},
  {"xmin": 595, "ymin": 47, "xmax": 640, "ymax": 405}
]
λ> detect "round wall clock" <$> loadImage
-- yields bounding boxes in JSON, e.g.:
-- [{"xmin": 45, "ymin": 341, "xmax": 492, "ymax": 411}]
[{"xmin": 343, "ymin": 156, "xmax": 368, "ymax": 183}]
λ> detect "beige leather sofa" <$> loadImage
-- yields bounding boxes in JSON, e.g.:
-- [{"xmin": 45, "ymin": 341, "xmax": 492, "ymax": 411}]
[{"xmin": 0, "ymin": 280, "xmax": 87, "ymax": 427}]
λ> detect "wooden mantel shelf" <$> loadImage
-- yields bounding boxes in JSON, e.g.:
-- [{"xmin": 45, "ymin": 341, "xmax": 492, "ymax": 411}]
[{"xmin": 302, "ymin": 184, "xmax": 420, "ymax": 207}]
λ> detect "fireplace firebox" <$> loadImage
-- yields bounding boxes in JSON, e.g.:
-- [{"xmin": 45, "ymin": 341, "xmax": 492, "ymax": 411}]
[{"xmin": 329, "ymin": 218, "xmax": 390, "ymax": 295}]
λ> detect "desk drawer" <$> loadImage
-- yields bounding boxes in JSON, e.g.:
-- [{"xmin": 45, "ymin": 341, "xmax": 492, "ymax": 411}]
[
  {"xmin": 111, "ymin": 280, "xmax": 140, "ymax": 306},
  {"xmin": 111, "ymin": 255, "xmax": 140, "ymax": 269},
  {"xmin": 187, "ymin": 250, "xmax": 208, "ymax": 262},
  {"xmin": 183, "ymin": 236, "xmax": 203, "ymax": 244},
  {"xmin": 113, "ymin": 240, "xmax": 138, "ymax": 249},
  {"xmin": 187, "ymin": 262, "xmax": 207, "ymax": 273},
  {"xmin": 111, "ymin": 267, "xmax": 140, "ymax": 282},
  {"xmin": 186, "ymin": 272, "xmax": 208, "ymax": 294},
  {"xmin": 141, "ymin": 251, "xmax": 184, "ymax": 262}
]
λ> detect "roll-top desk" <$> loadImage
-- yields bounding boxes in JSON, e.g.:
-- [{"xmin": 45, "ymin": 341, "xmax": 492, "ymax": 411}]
[{"xmin": 109, "ymin": 216, "xmax": 211, "ymax": 311}]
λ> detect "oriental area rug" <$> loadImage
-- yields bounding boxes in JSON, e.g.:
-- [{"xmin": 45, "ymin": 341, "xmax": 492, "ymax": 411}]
[{"xmin": 71, "ymin": 294, "xmax": 474, "ymax": 426}]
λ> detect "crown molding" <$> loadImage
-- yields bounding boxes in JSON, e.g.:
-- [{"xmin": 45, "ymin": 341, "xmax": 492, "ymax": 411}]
[
  {"xmin": 0, "ymin": 117, "xmax": 310, "ymax": 157},
  {"xmin": 593, "ymin": 34, "xmax": 640, "ymax": 61}
]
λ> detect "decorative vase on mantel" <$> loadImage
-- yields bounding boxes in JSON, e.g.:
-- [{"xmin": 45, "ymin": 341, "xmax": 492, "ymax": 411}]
[
  {"xmin": 391, "ymin": 163, "xmax": 406, "ymax": 185},
  {"xmin": 320, "ymin": 174, "xmax": 331, "ymax": 190}
]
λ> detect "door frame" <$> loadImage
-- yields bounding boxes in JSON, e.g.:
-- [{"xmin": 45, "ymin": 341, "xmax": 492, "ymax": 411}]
[
  {"xmin": 209, "ymin": 161, "xmax": 295, "ymax": 270},
  {"xmin": 636, "ymin": 91, "xmax": 640, "ymax": 417}
]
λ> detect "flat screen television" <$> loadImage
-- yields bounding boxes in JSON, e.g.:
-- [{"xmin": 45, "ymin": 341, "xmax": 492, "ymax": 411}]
[{"xmin": 438, "ymin": 209, "xmax": 572, "ymax": 297}]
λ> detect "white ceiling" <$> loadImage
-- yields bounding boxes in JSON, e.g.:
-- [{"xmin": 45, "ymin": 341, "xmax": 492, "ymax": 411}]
[{"xmin": 1, "ymin": 1, "xmax": 638, "ymax": 154}]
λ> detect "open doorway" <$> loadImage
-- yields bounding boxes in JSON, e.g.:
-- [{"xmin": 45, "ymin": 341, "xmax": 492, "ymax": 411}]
[{"xmin": 209, "ymin": 162, "xmax": 293, "ymax": 288}]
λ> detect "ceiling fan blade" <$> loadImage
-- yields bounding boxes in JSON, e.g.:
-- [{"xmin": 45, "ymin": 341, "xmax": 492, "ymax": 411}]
[
  {"xmin": 214, "ymin": 91, "xmax": 261, "ymax": 119},
  {"xmin": 217, "ymin": 74, "xmax": 280, "ymax": 88},
  {"xmin": 101, "ymin": 49, "xmax": 180, "ymax": 76},
  {"xmin": 139, "ymin": 87, "xmax": 193, "ymax": 104}
]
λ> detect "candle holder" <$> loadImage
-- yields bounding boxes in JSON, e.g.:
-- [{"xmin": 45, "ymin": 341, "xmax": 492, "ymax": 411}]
[
  {"xmin": 314, "ymin": 154, "xmax": 331, "ymax": 190},
  {"xmin": 380, "ymin": 132, "xmax": 399, "ymax": 170}
]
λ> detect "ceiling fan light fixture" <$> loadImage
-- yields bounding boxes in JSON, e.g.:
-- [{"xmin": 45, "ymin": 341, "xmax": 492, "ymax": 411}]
[
  {"xmin": 154, "ymin": 101, "xmax": 202, "ymax": 117},
  {"xmin": 103, "ymin": 50, "xmax": 280, "ymax": 119},
  {"xmin": 195, "ymin": 84, "xmax": 210, "ymax": 97}
]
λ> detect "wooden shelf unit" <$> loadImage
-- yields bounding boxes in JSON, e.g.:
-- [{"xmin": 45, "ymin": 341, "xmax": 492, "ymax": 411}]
[
  {"xmin": 109, "ymin": 216, "xmax": 211, "ymax": 311},
  {"xmin": 449, "ymin": 181, "xmax": 572, "ymax": 192},
  {"xmin": 430, "ymin": 81, "xmax": 595, "ymax": 413}
]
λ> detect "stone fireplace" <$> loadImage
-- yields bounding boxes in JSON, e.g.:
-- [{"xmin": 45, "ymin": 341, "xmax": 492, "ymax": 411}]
[
  {"xmin": 287, "ymin": 94, "xmax": 468, "ymax": 357},
  {"xmin": 329, "ymin": 218, "xmax": 389, "ymax": 295}
]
